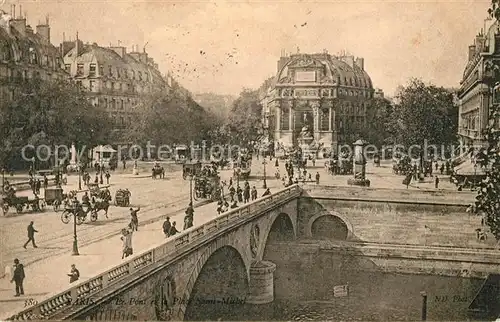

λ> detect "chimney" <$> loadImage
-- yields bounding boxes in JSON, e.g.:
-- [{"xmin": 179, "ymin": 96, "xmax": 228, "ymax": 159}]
[
  {"xmin": 109, "ymin": 46, "xmax": 126, "ymax": 58},
  {"xmin": 475, "ymin": 34, "xmax": 486, "ymax": 52},
  {"xmin": 36, "ymin": 24, "xmax": 50, "ymax": 43},
  {"xmin": 355, "ymin": 57, "xmax": 364, "ymax": 70},
  {"xmin": 11, "ymin": 17, "xmax": 26, "ymax": 36},
  {"xmin": 468, "ymin": 45, "xmax": 476, "ymax": 61},
  {"xmin": 75, "ymin": 32, "xmax": 80, "ymax": 56}
]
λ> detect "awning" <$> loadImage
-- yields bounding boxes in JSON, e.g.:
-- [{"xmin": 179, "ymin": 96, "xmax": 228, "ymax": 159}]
[
  {"xmin": 95, "ymin": 145, "xmax": 117, "ymax": 153},
  {"xmin": 454, "ymin": 159, "xmax": 487, "ymax": 176}
]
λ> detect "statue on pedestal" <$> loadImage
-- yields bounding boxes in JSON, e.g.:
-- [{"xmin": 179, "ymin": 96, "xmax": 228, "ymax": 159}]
[{"xmin": 298, "ymin": 112, "xmax": 314, "ymax": 146}]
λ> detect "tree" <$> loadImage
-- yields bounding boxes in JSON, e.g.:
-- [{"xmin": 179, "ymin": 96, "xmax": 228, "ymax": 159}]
[
  {"xmin": 359, "ymin": 97, "xmax": 395, "ymax": 147},
  {"xmin": 392, "ymin": 79, "xmax": 458, "ymax": 157},
  {"xmin": 226, "ymin": 89, "xmax": 263, "ymax": 146},
  {"xmin": 473, "ymin": 3, "xmax": 500, "ymax": 240},
  {"xmin": 0, "ymin": 79, "xmax": 112, "ymax": 169},
  {"xmin": 127, "ymin": 84, "xmax": 222, "ymax": 152}
]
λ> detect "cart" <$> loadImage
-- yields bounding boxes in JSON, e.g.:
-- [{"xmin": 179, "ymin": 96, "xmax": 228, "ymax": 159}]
[
  {"xmin": 88, "ymin": 183, "xmax": 101, "ymax": 198},
  {"xmin": 45, "ymin": 187, "xmax": 64, "ymax": 210},
  {"xmin": 114, "ymin": 189, "xmax": 131, "ymax": 207},
  {"xmin": 2, "ymin": 195, "xmax": 46, "ymax": 215},
  {"xmin": 182, "ymin": 161, "xmax": 202, "ymax": 179}
]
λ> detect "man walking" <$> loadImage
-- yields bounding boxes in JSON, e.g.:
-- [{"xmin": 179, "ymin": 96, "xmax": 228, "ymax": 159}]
[
  {"xmin": 163, "ymin": 217, "xmax": 171, "ymax": 237},
  {"xmin": 129, "ymin": 207, "xmax": 140, "ymax": 231},
  {"xmin": 315, "ymin": 172, "xmax": 320, "ymax": 185},
  {"xmin": 23, "ymin": 221, "xmax": 38, "ymax": 249},
  {"xmin": 435, "ymin": 176, "xmax": 440, "ymax": 189},
  {"xmin": 251, "ymin": 186, "xmax": 258, "ymax": 201},
  {"xmin": 11, "ymin": 258, "xmax": 25, "ymax": 297}
]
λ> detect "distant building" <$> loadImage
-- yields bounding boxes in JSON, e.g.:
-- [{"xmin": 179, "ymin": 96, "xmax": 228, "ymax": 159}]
[
  {"xmin": 374, "ymin": 88, "xmax": 384, "ymax": 98},
  {"xmin": 0, "ymin": 8, "xmax": 67, "ymax": 102},
  {"xmin": 60, "ymin": 37, "xmax": 169, "ymax": 130},
  {"xmin": 457, "ymin": 22, "xmax": 500, "ymax": 149},
  {"xmin": 261, "ymin": 50, "xmax": 375, "ymax": 157}
]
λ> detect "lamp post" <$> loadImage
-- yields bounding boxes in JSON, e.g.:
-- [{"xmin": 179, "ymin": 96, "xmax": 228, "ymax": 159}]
[
  {"xmin": 78, "ymin": 165, "xmax": 82, "ymax": 190},
  {"xmin": 72, "ymin": 200, "xmax": 80, "ymax": 256},
  {"xmin": 1, "ymin": 168, "xmax": 5, "ymax": 191},
  {"xmin": 420, "ymin": 291, "xmax": 427, "ymax": 321},
  {"xmin": 473, "ymin": 160, "xmax": 478, "ymax": 191},
  {"xmin": 262, "ymin": 159, "xmax": 267, "ymax": 189},
  {"xmin": 99, "ymin": 160, "xmax": 104, "ymax": 185},
  {"xmin": 189, "ymin": 174, "xmax": 194, "ymax": 204}
]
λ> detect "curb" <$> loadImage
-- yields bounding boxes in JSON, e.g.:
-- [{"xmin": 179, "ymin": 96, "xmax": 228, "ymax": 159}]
[{"xmin": 0, "ymin": 199, "xmax": 212, "ymax": 278}]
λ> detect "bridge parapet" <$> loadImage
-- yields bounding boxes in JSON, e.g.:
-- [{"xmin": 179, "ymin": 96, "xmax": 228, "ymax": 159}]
[{"xmin": 5, "ymin": 184, "xmax": 301, "ymax": 321}]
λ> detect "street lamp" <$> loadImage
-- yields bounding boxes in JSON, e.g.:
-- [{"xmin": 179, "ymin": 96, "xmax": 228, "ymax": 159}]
[
  {"xmin": 1, "ymin": 168, "xmax": 5, "ymax": 191},
  {"xmin": 473, "ymin": 160, "xmax": 478, "ymax": 191},
  {"xmin": 99, "ymin": 160, "xmax": 104, "ymax": 185},
  {"xmin": 262, "ymin": 159, "xmax": 267, "ymax": 189},
  {"xmin": 78, "ymin": 165, "xmax": 82, "ymax": 190},
  {"xmin": 72, "ymin": 200, "xmax": 80, "ymax": 256},
  {"xmin": 189, "ymin": 174, "xmax": 194, "ymax": 204}
]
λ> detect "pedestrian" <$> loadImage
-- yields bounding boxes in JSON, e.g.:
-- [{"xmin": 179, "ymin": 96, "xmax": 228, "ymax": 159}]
[
  {"xmin": 68, "ymin": 264, "xmax": 80, "ymax": 283},
  {"xmin": 94, "ymin": 175, "xmax": 98, "ymax": 184},
  {"xmin": 229, "ymin": 177, "xmax": 233, "ymax": 187},
  {"xmin": 435, "ymin": 162, "xmax": 439, "ymax": 171},
  {"xmin": 168, "ymin": 222, "xmax": 179, "ymax": 237},
  {"xmin": 275, "ymin": 158, "xmax": 279, "ymax": 167},
  {"xmin": 315, "ymin": 172, "xmax": 320, "ymax": 184},
  {"xmin": 229, "ymin": 186, "xmax": 235, "ymax": 202},
  {"xmin": 129, "ymin": 207, "xmax": 140, "ymax": 231},
  {"xmin": 163, "ymin": 217, "xmax": 171, "ymax": 237},
  {"xmin": 236, "ymin": 186, "xmax": 243, "ymax": 203},
  {"xmin": 184, "ymin": 203, "xmax": 194, "ymax": 230},
  {"xmin": 262, "ymin": 188, "xmax": 271, "ymax": 197},
  {"xmin": 243, "ymin": 184, "xmax": 250, "ymax": 203},
  {"xmin": 35, "ymin": 179, "xmax": 41, "ymax": 194},
  {"xmin": 105, "ymin": 171, "xmax": 111, "ymax": 185},
  {"xmin": 251, "ymin": 186, "xmax": 258, "ymax": 201},
  {"xmin": 10, "ymin": 258, "xmax": 25, "ymax": 297},
  {"xmin": 312, "ymin": 157, "xmax": 316, "ymax": 167},
  {"xmin": 121, "ymin": 228, "xmax": 133, "ymax": 259},
  {"xmin": 23, "ymin": 221, "xmax": 38, "ymax": 249},
  {"xmin": 435, "ymin": 176, "xmax": 440, "ymax": 189}
]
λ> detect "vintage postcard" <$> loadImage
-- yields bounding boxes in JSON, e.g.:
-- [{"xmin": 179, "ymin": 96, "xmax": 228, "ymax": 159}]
[{"xmin": 0, "ymin": 0, "xmax": 499, "ymax": 320}]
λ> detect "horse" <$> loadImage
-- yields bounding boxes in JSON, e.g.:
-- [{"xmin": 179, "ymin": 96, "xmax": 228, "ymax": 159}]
[{"xmin": 91, "ymin": 199, "xmax": 110, "ymax": 218}]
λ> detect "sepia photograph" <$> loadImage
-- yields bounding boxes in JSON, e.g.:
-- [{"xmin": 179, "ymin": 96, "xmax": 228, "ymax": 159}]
[{"xmin": 0, "ymin": 0, "xmax": 499, "ymax": 320}]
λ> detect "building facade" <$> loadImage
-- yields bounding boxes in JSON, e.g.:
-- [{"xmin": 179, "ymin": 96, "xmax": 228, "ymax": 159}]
[
  {"xmin": 0, "ymin": 10, "xmax": 68, "ymax": 102},
  {"xmin": 261, "ymin": 51, "xmax": 375, "ymax": 157},
  {"xmin": 457, "ymin": 22, "xmax": 500, "ymax": 150},
  {"xmin": 61, "ymin": 38, "xmax": 169, "ymax": 129}
]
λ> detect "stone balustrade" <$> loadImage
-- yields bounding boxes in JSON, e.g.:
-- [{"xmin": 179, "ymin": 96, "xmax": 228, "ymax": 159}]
[{"xmin": 5, "ymin": 184, "xmax": 301, "ymax": 321}]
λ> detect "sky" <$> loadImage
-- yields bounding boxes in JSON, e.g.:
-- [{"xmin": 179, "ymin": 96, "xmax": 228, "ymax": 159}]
[{"xmin": 3, "ymin": 0, "xmax": 493, "ymax": 96}]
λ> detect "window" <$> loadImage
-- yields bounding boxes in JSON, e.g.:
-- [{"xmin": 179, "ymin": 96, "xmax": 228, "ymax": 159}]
[
  {"xmin": 89, "ymin": 63, "xmax": 96, "ymax": 76},
  {"xmin": 76, "ymin": 64, "xmax": 84, "ymax": 76},
  {"xmin": 121, "ymin": 99, "xmax": 124, "ymax": 109},
  {"xmin": 132, "ymin": 70, "xmax": 135, "ymax": 80},
  {"xmin": 111, "ymin": 98, "xmax": 116, "ymax": 109},
  {"xmin": 280, "ymin": 107, "xmax": 290, "ymax": 131},
  {"xmin": 76, "ymin": 80, "xmax": 82, "ymax": 89},
  {"xmin": 138, "ymin": 71, "xmax": 142, "ymax": 81},
  {"xmin": 108, "ymin": 65, "xmax": 113, "ymax": 77},
  {"xmin": 320, "ymin": 108, "xmax": 329, "ymax": 131},
  {"xmin": 89, "ymin": 80, "xmax": 95, "ymax": 92},
  {"xmin": 117, "ymin": 69, "xmax": 121, "ymax": 78},
  {"xmin": 64, "ymin": 64, "xmax": 71, "ymax": 73},
  {"xmin": 111, "ymin": 82, "xmax": 115, "ymax": 90},
  {"xmin": 104, "ymin": 98, "xmax": 108, "ymax": 108},
  {"xmin": 124, "ymin": 70, "xmax": 128, "ymax": 79},
  {"xmin": 100, "ymin": 65, "xmax": 104, "ymax": 76}
]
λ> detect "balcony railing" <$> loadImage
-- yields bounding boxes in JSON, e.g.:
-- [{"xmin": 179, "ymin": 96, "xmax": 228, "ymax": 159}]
[{"xmin": 5, "ymin": 184, "xmax": 301, "ymax": 321}]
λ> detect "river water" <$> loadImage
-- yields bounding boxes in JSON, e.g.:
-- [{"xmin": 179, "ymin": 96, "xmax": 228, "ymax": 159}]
[{"xmin": 200, "ymin": 266, "xmax": 484, "ymax": 321}]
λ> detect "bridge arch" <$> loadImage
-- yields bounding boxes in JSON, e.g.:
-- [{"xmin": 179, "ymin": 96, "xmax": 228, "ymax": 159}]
[
  {"xmin": 179, "ymin": 238, "xmax": 249, "ymax": 321},
  {"xmin": 306, "ymin": 211, "xmax": 354, "ymax": 240},
  {"xmin": 259, "ymin": 212, "xmax": 296, "ymax": 259}
]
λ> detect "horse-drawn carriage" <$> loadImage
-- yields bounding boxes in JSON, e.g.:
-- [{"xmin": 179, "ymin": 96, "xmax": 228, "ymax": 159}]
[
  {"xmin": 182, "ymin": 161, "xmax": 202, "ymax": 179},
  {"xmin": 1, "ymin": 193, "xmax": 46, "ymax": 215},
  {"xmin": 152, "ymin": 163, "xmax": 165, "ymax": 179},
  {"xmin": 233, "ymin": 155, "xmax": 252, "ymax": 179},
  {"xmin": 115, "ymin": 189, "xmax": 131, "ymax": 207},
  {"xmin": 193, "ymin": 175, "xmax": 222, "ymax": 201}
]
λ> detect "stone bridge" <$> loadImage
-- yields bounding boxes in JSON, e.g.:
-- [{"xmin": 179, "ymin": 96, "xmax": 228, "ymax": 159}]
[{"xmin": 6, "ymin": 184, "xmax": 480, "ymax": 321}]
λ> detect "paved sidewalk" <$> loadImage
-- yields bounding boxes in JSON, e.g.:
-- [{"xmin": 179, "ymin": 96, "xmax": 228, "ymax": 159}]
[{"xmin": 0, "ymin": 198, "xmax": 221, "ymax": 318}]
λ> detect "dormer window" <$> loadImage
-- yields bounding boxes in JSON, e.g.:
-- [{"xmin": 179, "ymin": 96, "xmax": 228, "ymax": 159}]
[
  {"xmin": 89, "ymin": 63, "xmax": 96, "ymax": 76},
  {"xmin": 99, "ymin": 65, "xmax": 104, "ymax": 76},
  {"xmin": 76, "ymin": 64, "xmax": 84, "ymax": 76}
]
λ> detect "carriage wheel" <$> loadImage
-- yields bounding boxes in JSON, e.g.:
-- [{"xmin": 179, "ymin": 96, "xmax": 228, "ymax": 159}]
[
  {"xmin": 39, "ymin": 200, "xmax": 46, "ymax": 211},
  {"xmin": 2, "ymin": 204, "xmax": 9, "ymax": 215},
  {"xmin": 53, "ymin": 203, "xmax": 60, "ymax": 212},
  {"xmin": 76, "ymin": 214, "xmax": 85, "ymax": 225},
  {"xmin": 16, "ymin": 205, "xmax": 23, "ymax": 213},
  {"xmin": 90, "ymin": 211, "xmax": 98, "ymax": 222},
  {"xmin": 61, "ymin": 211, "xmax": 71, "ymax": 224}
]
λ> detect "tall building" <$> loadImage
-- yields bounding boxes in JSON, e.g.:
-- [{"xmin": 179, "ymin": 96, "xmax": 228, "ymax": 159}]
[
  {"xmin": 60, "ymin": 37, "xmax": 169, "ymax": 130},
  {"xmin": 457, "ymin": 22, "xmax": 500, "ymax": 150},
  {"xmin": 261, "ymin": 50, "xmax": 375, "ymax": 157},
  {"xmin": 0, "ymin": 8, "xmax": 67, "ymax": 102}
]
